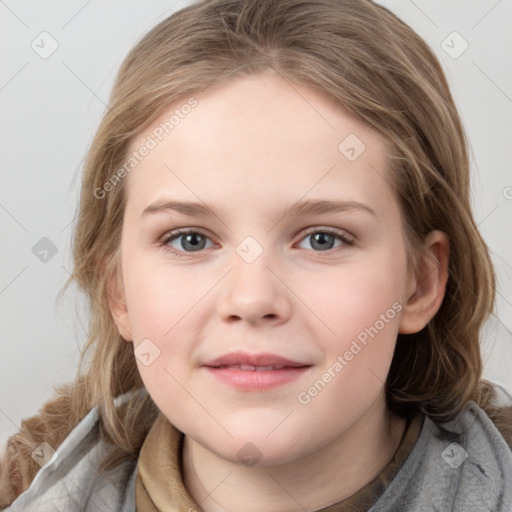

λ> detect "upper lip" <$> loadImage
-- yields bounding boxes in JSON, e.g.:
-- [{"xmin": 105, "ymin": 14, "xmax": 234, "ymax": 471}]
[{"xmin": 203, "ymin": 351, "xmax": 310, "ymax": 369}]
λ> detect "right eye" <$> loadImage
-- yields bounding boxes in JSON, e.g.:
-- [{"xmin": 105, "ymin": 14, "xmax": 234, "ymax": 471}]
[{"xmin": 160, "ymin": 229, "xmax": 215, "ymax": 256}]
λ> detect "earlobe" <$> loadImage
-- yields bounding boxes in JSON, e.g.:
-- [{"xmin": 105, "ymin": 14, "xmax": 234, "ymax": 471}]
[
  {"xmin": 398, "ymin": 230, "xmax": 450, "ymax": 335},
  {"xmin": 106, "ymin": 268, "xmax": 133, "ymax": 342}
]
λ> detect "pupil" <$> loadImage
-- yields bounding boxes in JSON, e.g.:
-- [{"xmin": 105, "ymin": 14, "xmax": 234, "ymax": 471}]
[
  {"xmin": 183, "ymin": 233, "xmax": 204, "ymax": 251},
  {"xmin": 312, "ymin": 233, "xmax": 333, "ymax": 251}
]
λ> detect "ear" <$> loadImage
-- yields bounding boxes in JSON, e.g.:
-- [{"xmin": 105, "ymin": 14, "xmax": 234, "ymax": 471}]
[
  {"xmin": 398, "ymin": 230, "xmax": 450, "ymax": 334},
  {"xmin": 106, "ymin": 264, "xmax": 134, "ymax": 342}
]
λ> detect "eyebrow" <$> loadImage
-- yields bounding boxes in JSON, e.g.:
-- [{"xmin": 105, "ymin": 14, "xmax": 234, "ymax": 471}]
[{"xmin": 141, "ymin": 198, "xmax": 376, "ymax": 220}]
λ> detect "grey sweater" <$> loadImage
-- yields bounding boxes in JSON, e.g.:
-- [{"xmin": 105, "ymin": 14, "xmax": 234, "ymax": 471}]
[{"xmin": 4, "ymin": 388, "xmax": 512, "ymax": 512}]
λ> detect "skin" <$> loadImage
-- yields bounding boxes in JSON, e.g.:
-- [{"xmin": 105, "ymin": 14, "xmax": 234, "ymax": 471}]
[{"xmin": 109, "ymin": 69, "xmax": 449, "ymax": 511}]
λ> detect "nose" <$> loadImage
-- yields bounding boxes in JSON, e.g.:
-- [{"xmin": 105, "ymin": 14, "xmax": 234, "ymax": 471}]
[{"xmin": 217, "ymin": 247, "xmax": 292, "ymax": 326}]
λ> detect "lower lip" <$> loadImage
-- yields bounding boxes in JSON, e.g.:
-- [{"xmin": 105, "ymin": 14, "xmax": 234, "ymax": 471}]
[{"xmin": 204, "ymin": 366, "xmax": 310, "ymax": 391}]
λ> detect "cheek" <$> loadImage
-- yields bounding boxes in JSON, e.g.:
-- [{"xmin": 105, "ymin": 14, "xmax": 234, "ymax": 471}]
[
  {"xmin": 122, "ymin": 261, "xmax": 206, "ymax": 386},
  {"xmin": 310, "ymin": 259, "xmax": 405, "ymax": 345},
  {"xmin": 123, "ymin": 256, "xmax": 198, "ymax": 339},
  {"xmin": 302, "ymin": 253, "xmax": 405, "ymax": 403}
]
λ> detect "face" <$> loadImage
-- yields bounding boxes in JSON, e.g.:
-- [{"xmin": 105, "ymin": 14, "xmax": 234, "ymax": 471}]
[{"xmin": 113, "ymin": 70, "xmax": 414, "ymax": 465}]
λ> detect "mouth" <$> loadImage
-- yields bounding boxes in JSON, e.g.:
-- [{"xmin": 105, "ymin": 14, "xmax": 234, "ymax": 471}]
[
  {"xmin": 202, "ymin": 351, "xmax": 312, "ymax": 391},
  {"xmin": 213, "ymin": 364, "xmax": 297, "ymax": 371}
]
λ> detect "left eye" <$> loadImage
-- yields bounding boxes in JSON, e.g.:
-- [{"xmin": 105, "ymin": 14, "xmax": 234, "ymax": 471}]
[
  {"xmin": 297, "ymin": 229, "xmax": 352, "ymax": 251},
  {"xmin": 161, "ymin": 228, "xmax": 352, "ymax": 256}
]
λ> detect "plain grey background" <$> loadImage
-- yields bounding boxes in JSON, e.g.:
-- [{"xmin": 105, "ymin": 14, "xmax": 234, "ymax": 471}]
[{"xmin": 1, "ymin": 0, "xmax": 511, "ymax": 448}]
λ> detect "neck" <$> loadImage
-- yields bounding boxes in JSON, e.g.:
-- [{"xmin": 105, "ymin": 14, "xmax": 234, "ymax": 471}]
[{"xmin": 182, "ymin": 396, "xmax": 407, "ymax": 512}]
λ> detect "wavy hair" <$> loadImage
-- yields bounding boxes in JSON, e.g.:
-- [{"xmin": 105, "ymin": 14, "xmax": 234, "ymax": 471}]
[{"xmin": 1, "ymin": 0, "xmax": 510, "ymax": 505}]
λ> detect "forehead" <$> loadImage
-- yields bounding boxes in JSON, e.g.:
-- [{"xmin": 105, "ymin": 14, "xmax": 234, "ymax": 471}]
[{"xmin": 124, "ymin": 71, "xmax": 396, "ymax": 218}]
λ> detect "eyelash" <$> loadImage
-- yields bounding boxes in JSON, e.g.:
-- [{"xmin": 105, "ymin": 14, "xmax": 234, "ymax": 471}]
[{"xmin": 159, "ymin": 227, "xmax": 354, "ymax": 258}]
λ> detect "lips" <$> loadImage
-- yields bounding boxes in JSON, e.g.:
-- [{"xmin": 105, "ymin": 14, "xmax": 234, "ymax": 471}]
[
  {"xmin": 202, "ymin": 351, "xmax": 311, "ymax": 391},
  {"xmin": 204, "ymin": 351, "xmax": 308, "ymax": 369},
  {"xmin": 221, "ymin": 364, "xmax": 283, "ymax": 371}
]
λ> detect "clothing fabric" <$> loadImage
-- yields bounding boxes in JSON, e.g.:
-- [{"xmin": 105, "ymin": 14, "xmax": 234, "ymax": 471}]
[
  {"xmin": 134, "ymin": 406, "xmax": 424, "ymax": 511},
  {"xmin": 3, "ymin": 384, "xmax": 512, "ymax": 512}
]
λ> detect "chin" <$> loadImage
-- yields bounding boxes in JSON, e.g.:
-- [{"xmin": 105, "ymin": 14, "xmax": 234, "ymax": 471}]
[{"xmin": 203, "ymin": 425, "xmax": 313, "ymax": 468}]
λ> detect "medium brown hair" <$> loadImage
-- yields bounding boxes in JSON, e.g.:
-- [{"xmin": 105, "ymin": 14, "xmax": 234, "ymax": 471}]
[{"xmin": 1, "ymin": 0, "xmax": 509, "ymax": 505}]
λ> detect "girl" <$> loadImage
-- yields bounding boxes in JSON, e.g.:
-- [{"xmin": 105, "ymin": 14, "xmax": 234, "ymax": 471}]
[{"xmin": 1, "ymin": 0, "xmax": 511, "ymax": 510}]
